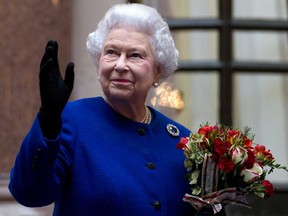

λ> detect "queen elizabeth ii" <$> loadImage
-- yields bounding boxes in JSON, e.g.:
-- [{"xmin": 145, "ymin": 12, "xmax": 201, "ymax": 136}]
[{"xmin": 9, "ymin": 3, "xmax": 225, "ymax": 216}]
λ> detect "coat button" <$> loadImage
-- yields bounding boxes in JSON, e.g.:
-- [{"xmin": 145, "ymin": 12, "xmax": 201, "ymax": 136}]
[
  {"xmin": 31, "ymin": 163, "xmax": 37, "ymax": 170},
  {"xmin": 152, "ymin": 200, "xmax": 161, "ymax": 210},
  {"xmin": 146, "ymin": 162, "xmax": 156, "ymax": 170},
  {"xmin": 137, "ymin": 128, "xmax": 146, "ymax": 135}
]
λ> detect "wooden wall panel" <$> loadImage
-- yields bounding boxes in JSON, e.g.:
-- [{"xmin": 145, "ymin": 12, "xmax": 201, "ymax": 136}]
[{"xmin": 0, "ymin": 0, "xmax": 72, "ymax": 173}]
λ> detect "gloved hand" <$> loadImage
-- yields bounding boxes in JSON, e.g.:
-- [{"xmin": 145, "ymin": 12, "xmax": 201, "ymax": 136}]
[{"xmin": 38, "ymin": 40, "xmax": 75, "ymax": 139}]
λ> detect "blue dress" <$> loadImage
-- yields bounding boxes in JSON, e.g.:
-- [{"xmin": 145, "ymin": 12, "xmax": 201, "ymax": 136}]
[{"xmin": 9, "ymin": 97, "xmax": 196, "ymax": 215}]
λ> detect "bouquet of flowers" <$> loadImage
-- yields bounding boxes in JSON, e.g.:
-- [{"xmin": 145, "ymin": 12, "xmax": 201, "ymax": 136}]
[{"xmin": 176, "ymin": 123, "xmax": 288, "ymax": 214}]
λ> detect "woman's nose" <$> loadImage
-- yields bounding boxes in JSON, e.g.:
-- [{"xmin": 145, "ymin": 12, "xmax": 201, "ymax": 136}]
[{"xmin": 114, "ymin": 54, "xmax": 129, "ymax": 72}]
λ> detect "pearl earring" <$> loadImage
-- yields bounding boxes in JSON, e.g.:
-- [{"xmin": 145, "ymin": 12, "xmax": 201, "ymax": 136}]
[{"xmin": 153, "ymin": 82, "xmax": 159, "ymax": 88}]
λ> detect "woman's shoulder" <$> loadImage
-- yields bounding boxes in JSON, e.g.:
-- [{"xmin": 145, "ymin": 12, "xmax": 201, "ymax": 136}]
[
  {"xmin": 149, "ymin": 106, "xmax": 191, "ymax": 134},
  {"xmin": 64, "ymin": 96, "xmax": 104, "ymax": 110},
  {"xmin": 68, "ymin": 96, "xmax": 103, "ymax": 106},
  {"xmin": 62, "ymin": 96, "xmax": 106, "ymax": 118}
]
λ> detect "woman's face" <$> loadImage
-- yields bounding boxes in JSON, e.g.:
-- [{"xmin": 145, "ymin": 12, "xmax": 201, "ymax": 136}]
[{"xmin": 98, "ymin": 28, "xmax": 160, "ymax": 103}]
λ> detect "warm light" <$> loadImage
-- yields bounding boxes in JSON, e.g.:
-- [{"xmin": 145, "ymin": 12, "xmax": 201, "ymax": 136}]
[
  {"xmin": 51, "ymin": 0, "xmax": 59, "ymax": 6},
  {"xmin": 150, "ymin": 82, "xmax": 184, "ymax": 110}
]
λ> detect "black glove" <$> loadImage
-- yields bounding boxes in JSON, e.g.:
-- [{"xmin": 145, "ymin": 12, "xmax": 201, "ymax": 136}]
[{"xmin": 38, "ymin": 40, "xmax": 74, "ymax": 139}]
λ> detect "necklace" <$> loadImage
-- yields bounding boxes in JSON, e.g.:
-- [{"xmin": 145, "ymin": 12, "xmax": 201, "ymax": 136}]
[
  {"xmin": 141, "ymin": 106, "xmax": 151, "ymax": 124},
  {"xmin": 103, "ymin": 96, "xmax": 151, "ymax": 124}
]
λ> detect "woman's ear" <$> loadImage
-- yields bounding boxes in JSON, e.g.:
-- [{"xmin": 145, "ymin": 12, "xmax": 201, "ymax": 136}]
[{"xmin": 154, "ymin": 66, "xmax": 161, "ymax": 83}]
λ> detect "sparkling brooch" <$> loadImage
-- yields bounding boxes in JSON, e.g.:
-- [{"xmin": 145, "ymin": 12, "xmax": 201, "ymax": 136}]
[{"xmin": 166, "ymin": 124, "xmax": 180, "ymax": 137}]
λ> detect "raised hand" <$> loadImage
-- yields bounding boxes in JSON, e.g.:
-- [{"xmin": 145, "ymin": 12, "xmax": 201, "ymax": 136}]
[{"xmin": 38, "ymin": 40, "xmax": 75, "ymax": 139}]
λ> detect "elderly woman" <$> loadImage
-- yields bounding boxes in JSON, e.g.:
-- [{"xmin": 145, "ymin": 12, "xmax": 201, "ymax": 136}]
[{"xmin": 9, "ymin": 3, "xmax": 225, "ymax": 216}]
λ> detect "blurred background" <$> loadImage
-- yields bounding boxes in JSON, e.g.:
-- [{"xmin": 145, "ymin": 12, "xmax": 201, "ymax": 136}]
[{"xmin": 0, "ymin": 0, "xmax": 287, "ymax": 215}]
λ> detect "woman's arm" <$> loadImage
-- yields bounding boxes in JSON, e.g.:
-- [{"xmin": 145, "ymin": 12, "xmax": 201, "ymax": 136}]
[{"xmin": 9, "ymin": 107, "xmax": 75, "ymax": 207}]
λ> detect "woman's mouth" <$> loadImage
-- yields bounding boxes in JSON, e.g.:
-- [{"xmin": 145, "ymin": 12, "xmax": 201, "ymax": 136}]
[{"xmin": 110, "ymin": 79, "xmax": 133, "ymax": 86}]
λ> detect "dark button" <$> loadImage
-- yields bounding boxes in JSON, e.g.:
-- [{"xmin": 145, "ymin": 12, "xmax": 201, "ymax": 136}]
[
  {"xmin": 37, "ymin": 148, "xmax": 42, "ymax": 152},
  {"xmin": 137, "ymin": 128, "xmax": 146, "ymax": 135},
  {"xmin": 152, "ymin": 200, "xmax": 161, "ymax": 210},
  {"xmin": 146, "ymin": 162, "xmax": 156, "ymax": 170},
  {"xmin": 31, "ymin": 163, "xmax": 37, "ymax": 171},
  {"xmin": 34, "ymin": 154, "xmax": 39, "ymax": 160}
]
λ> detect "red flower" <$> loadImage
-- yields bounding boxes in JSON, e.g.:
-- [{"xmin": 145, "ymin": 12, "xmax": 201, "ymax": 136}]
[
  {"xmin": 262, "ymin": 180, "xmax": 274, "ymax": 198},
  {"xmin": 254, "ymin": 144, "xmax": 274, "ymax": 163},
  {"xmin": 227, "ymin": 129, "xmax": 241, "ymax": 137},
  {"xmin": 210, "ymin": 153, "xmax": 220, "ymax": 163},
  {"xmin": 198, "ymin": 125, "xmax": 218, "ymax": 139},
  {"xmin": 218, "ymin": 158, "xmax": 235, "ymax": 173},
  {"xmin": 243, "ymin": 137, "xmax": 253, "ymax": 148},
  {"xmin": 244, "ymin": 149, "xmax": 256, "ymax": 169},
  {"xmin": 214, "ymin": 138, "xmax": 231, "ymax": 156},
  {"xmin": 176, "ymin": 137, "xmax": 188, "ymax": 150},
  {"xmin": 198, "ymin": 126, "xmax": 213, "ymax": 136},
  {"xmin": 226, "ymin": 129, "xmax": 241, "ymax": 144}
]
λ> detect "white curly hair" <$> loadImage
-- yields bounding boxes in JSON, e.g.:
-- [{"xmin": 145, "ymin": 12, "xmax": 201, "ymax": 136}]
[{"xmin": 86, "ymin": 3, "xmax": 179, "ymax": 80}]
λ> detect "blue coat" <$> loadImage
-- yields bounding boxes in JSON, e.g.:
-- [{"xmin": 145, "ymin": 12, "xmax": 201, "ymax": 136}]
[{"xmin": 9, "ymin": 97, "xmax": 196, "ymax": 215}]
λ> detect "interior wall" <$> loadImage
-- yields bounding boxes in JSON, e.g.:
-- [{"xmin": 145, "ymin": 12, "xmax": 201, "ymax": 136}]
[
  {"xmin": 0, "ymin": 0, "xmax": 72, "ymax": 214},
  {"xmin": 0, "ymin": 0, "xmax": 72, "ymax": 174}
]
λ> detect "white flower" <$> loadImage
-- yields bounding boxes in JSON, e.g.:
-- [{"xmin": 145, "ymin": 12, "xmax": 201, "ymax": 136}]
[
  {"xmin": 240, "ymin": 163, "xmax": 263, "ymax": 183},
  {"xmin": 231, "ymin": 147, "xmax": 248, "ymax": 165}
]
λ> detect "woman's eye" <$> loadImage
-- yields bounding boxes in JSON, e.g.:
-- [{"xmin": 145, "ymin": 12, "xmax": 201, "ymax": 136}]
[
  {"xmin": 106, "ymin": 49, "xmax": 116, "ymax": 55},
  {"xmin": 131, "ymin": 53, "xmax": 142, "ymax": 58}
]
